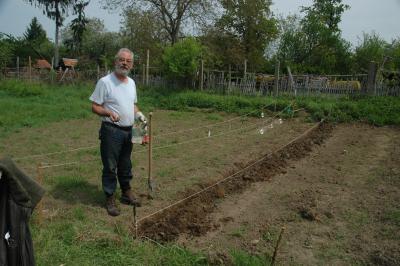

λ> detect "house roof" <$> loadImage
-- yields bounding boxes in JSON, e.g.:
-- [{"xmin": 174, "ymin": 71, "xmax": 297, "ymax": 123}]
[{"xmin": 34, "ymin": 59, "xmax": 51, "ymax": 69}]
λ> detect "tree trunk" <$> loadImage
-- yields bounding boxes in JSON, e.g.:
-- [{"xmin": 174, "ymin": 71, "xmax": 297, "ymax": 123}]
[{"xmin": 55, "ymin": 24, "xmax": 59, "ymax": 68}]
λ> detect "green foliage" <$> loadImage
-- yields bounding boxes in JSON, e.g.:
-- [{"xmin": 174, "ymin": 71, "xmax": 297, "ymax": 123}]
[
  {"xmin": 62, "ymin": 18, "xmax": 122, "ymax": 68},
  {"xmin": 353, "ymin": 32, "xmax": 388, "ymax": 73},
  {"xmin": 120, "ymin": 8, "xmax": 165, "ymax": 67},
  {"xmin": 162, "ymin": 38, "xmax": 203, "ymax": 79},
  {"xmin": 210, "ymin": 0, "xmax": 277, "ymax": 72},
  {"xmin": 277, "ymin": 0, "xmax": 352, "ymax": 74},
  {"xmin": 24, "ymin": 17, "xmax": 48, "ymax": 45},
  {"xmin": 67, "ymin": 0, "xmax": 89, "ymax": 55},
  {"xmin": 0, "ymin": 34, "xmax": 14, "ymax": 67},
  {"xmin": 230, "ymin": 249, "xmax": 271, "ymax": 265},
  {"xmin": 0, "ymin": 80, "xmax": 92, "ymax": 136},
  {"xmin": 32, "ymin": 218, "xmax": 206, "ymax": 266}
]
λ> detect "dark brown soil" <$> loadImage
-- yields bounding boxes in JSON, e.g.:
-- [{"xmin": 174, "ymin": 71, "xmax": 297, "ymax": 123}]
[{"xmin": 138, "ymin": 122, "xmax": 333, "ymax": 242}]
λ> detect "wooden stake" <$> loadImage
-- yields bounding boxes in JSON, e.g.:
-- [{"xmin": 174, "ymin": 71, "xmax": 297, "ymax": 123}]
[
  {"xmin": 146, "ymin": 49, "xmax": 150, "ymax": 86},
  {"xmin": 147, "ymin": 112, "xmax": 154, "ymax": 194},
  {"xmin": 200, "ymin": 60, "xmax": 204, "ymax": 91},
  {"xmin": 274, "ymin": 60, "xmax": 280, "ymax": 96},
  {"xmin": 16, "ymin": 57, "xmax": 19, "ymax": 79},
  {"xmin": 142, "ymin": 64, "xmax": 145, "ymax": 84},
  {"xmin": 271, "ymin": 227, "xmax": 285, "ymax": 266},
  {"xmin": 28, "ymin": 56, "xmax": 32, "ymax": 81},
  {"xmin": 244, "ymin": 59, "xmax": 247, "ymax": 78}
]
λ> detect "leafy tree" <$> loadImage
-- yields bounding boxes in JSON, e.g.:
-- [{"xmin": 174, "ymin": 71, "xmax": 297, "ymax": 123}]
[
  {"xmin": 25, "ymin": 0, "xmax": 77, "ymax": 66},
  {"xmin": 24, "ymin": 17, "xmax": 47, "ymax": 45},
  {"xmin": 389, "ymin": 38, "xmax": 400, "ymax": 70},
  {"xmin": 275, "ymin": 15, "xmax": 306, "ymax": 72},
  {"xmin": 215, "ymin": 0, "xmax": 277, "ymax": 72},
  {"xmin": 21, "ymin": 17, "xmax": 54, "ymax": 61},
  {"xmin": 62, "ymin": 18, "xmax": 122, "ymax": 68},
  {"xmin": 162, "ymin": 37, "xmax": 203, "ymax": 81},
  {"xmin": 200, "ymin": 26, "xmax": 245, "ymax": 69},
  {"xmin": 353, "ymin": 32, "xmax": 388, "ymax": 73},
  {"xmin": 299, "ymin": 0, "xmax": 351, "ymax": 74},
  {"xmin": 120, "ymin": 8, "xmax": 166, "ymax": 67},
  {"xmin": 276, "ymin": 0, "xmax": 351, "ymax": 74},
  {"xmin": 69, "ymin": 0, "xmax": 89, "ymax": 55},
  {"xmin": 0, "ymin": 34, "xmax": 15, "ymax": 68},
  {"xmin": 104, "ymin": 0, "xmax": 216, "ymax": 44}
]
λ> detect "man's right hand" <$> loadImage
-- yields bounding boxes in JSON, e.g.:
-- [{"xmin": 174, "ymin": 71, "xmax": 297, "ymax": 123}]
[{"xmin": 109, "ymin": 111, "xmax": 120, "ymax": 122}]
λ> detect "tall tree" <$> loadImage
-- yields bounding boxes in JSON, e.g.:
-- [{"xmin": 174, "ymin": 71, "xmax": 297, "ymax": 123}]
[
  {"xmin": 22, "ymin": 17, "xmax": 53, "ymax": 60},
  {"xmin": 120, "ymin": 8, "xmax": 166, "ymax": 66},
  {"xmin": 25, "ymin": 0, "xmax": 77, "ymax": 66},
  {"xmin": 277, "ymin": 0, "xmax": 351, "ymax": 74},
  {"xmin": 300, "ymin": 0, "xmax": 351, "ymax": 73},
  {"xmin": 70, "ymin": 0, "xmax": 89, "ymax": 55},
  {"xmin": 104, "ymin": 0, "xmax": 215, "ymax": 44},
  {"xmin": 353, "ymin": 32, "xmax": 387, "ymax": 73},
  {"xmin": 62, "ymin": 18, "xmax": 123, "ymax": 68},
  {"xmin": 215, "ymin": 0, "xmax": 277, "ymax": 71},
  {"xmin": 24, "ymin": 17, "xmax": 48, "ymax": 45}
]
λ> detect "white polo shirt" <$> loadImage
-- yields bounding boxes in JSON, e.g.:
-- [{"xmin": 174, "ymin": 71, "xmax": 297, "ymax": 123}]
[{"xmin": 90, "ymin": 72, "xmax": 137, "ymax": 127}]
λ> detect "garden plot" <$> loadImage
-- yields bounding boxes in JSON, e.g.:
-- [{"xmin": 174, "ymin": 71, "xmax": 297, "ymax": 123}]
[{"xmin": 1, "ymin": 109, "xmax": 399, "ymax": 265}]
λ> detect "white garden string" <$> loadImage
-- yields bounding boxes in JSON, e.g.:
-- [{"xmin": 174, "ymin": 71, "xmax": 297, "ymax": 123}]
[{"xmin": 136, "ymin": 120, "xmax": 323, "ymax": 225}]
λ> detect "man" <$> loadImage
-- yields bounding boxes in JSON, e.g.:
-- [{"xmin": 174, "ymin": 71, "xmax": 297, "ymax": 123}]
[{"xmin": 89, "ymin": 48, "xmax": 146, "ymax": 216}]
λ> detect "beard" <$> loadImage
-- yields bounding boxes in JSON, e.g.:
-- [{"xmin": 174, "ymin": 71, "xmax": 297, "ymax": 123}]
[{"xmin": 115, "ymin": 64, "xmax": 130, "ymax": 76}]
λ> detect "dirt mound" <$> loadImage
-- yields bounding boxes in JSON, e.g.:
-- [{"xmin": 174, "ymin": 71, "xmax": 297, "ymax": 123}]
[{"xmin": 138, "ymin": 122, "xmax": 334, "ymax": 242}]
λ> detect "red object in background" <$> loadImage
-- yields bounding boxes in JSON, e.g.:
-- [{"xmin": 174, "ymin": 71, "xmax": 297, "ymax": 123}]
[{"xmin": 142, "ymin": 135, "xmax": 150, "ymax": 145}]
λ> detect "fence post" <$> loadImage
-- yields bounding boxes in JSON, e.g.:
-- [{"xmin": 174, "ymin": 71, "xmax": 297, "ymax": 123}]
[
  {"xmin": 366, "ymin": 61, "xmax": 377, "ymax": 95},
  {"xmin": 146, "ymin": 49, "xmax": 150, "ymax": 86},
  {"xmin": 200, "ymin": 60, "xmax": 204, "ymax": 91},
  {"xmin": 244, "ymin": 59, "xmax": 247, "ymax": 79},
  {"xmin": 274, "ymin": 60, "xmax": 280, "ymax": 96},
  {"xmin": 287, "ymin": 66, "xmax": 295, "ymax": 96},
  {"xmin": 96, "ymin": 65, "xmax": 100, "ymax": 80},
  {"xmin": 228, "ymin": 64, "xmax": 231, "ymax": 93},
  {"xmin": 28, "ymin": 56, "xmax": 32, "ymax": 81},
  {"xmin": 16, "ymin": 57, "xmax": 20, "ymax": 79}
]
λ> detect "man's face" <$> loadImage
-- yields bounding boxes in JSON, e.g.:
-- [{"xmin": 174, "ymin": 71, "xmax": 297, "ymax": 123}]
[{"xmin": 115, "ymin": 51, "xmax": 133, "ymax": 76}]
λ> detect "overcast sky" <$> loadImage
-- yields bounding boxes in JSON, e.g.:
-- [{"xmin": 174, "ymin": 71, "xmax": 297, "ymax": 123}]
[{"xmin": 0, "ymin": 0, "xmax": 399, "ymax": 47}]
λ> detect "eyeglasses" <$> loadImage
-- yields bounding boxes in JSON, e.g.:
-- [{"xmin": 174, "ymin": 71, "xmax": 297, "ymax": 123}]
[{"xmin": 117, "ymin": 58, "xmax": 133, "ymax": 64}]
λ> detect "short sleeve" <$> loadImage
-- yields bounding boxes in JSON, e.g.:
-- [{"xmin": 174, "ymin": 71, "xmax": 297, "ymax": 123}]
[
  {"xmin": 133, "ymin": 82, "xmax": 137, "ymax": 104},
  {"xmin": 89, "ymin": 79, "xmax": 107, "ymax": 105}
]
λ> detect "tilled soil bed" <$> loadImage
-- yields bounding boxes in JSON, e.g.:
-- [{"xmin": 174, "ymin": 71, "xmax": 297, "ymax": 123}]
[{"xmin": 138, "ymin": 122, "xmax": 333, "ymax": 242}]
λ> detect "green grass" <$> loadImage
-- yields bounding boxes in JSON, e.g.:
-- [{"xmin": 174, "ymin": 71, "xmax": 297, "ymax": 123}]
[
  {"xmin": 230, "ymin": 249, "xmax": 271, "ymax": 266},
  {"xmin": 1, "ymin": 80, "xmax": 399, "ymax": 139},
  {"xmin": 1, "ymin": 79, "xmax": 400, "ymax": 265},
  {"xmin": 32, "ymin": 219, "xmax": 207, "ymax": 266},
  {"xmin": 0, "ymin": 79, "xmax": 93, "ymax": 137}
]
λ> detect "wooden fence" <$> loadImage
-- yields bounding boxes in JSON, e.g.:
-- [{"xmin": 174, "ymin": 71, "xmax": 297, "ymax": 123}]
[{"xmin": 1, "ymin": 64, "xmax": 399, "ymax": 97}]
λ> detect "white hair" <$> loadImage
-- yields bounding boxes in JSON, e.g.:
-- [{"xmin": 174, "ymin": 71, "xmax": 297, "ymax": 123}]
[{"xmin": 115, "ymin": 48, "xmax": 133, "ymax": 60}]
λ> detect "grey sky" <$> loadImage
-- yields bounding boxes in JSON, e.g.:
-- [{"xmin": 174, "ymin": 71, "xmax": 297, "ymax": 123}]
[{"xmin": 0, "ymin": 0, "xmax": 399, "ymax": 47}]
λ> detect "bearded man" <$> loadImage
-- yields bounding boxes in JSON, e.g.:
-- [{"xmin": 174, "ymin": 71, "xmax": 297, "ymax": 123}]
[{"xmin": 89, "ymin": 48, "xmax": 146, "ymax": 216}]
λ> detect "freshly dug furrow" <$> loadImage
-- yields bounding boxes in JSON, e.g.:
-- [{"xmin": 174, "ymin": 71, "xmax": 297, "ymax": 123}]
[{"xmin": 138, "ymin": 122, "xmax": 334, "ymax": 242}]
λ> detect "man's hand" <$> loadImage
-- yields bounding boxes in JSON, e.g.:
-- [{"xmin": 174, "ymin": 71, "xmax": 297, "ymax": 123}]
[
  {"xmin": 109, "ymin": 111, "xmax": 120, "ymax": 122},
  {"xmin": 136, "ymin": 111, "xmax": 147, "ymax": 123}
]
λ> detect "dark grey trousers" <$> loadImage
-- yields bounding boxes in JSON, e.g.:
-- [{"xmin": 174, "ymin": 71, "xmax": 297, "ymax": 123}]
[{"xmin": 99, "ymin": 122, "xmax": 133, "ymax": 196}]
